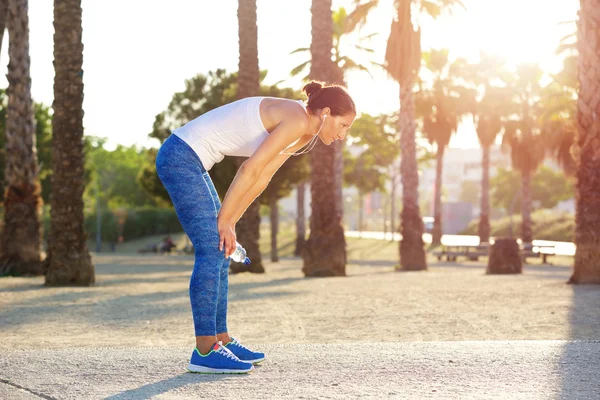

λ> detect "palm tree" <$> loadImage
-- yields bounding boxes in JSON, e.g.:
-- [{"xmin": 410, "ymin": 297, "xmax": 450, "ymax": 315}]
[
  {"xmin": 502, "ymin": 64, "xmax": 547, "ymax": 244},
  {"xmin": 302, "ymin": 0, "xmax": 346, "ymax": 277},
  {"xmin": 44, "ymin": 0, "xmax": 94, "ymax": 285},
  {"xmin": 290, "ymin": 6, "xmax": 376, "ymax": 80},
  {"xmin": 291, "ymin": 4, "xmax": 376, "ymax": 262},
  {"xmin": 349, "ymin": 0, "xmax": 463, "ymax": 270},
  {"xmin": 0, "ymin": 0, "xmax": 43, "ymax": 277},
  {"xmin": 570, "ymin": 0, "xmax": 600, "ymax": 284},
  {"xmin": 416, "ymin": 49, "xmax": 475, "ymax": 245},
  {"xmin": 0, "ymin": 0, "xmax": 7, "ymax": 58},
  {"xmin": 474, "ymin": 86, "xmax": 509, "ymax": 243},
  {"xmin": 465, "ymin": 53, "xmax": 512, "ymax": 243},
  {"xmin": 233, "ymin": 0, "xmax": 264, "ymax": 273},
  {"xmin": 542, "ymin": 32, "xmax": 577, "ymax": 176}
]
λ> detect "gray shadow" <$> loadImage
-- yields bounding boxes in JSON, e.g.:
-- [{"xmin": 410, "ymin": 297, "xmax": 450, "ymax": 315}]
[
  {"xmin": 103, "ymin": 372, "xmax": 248, "ymax": 400},
  {"xmin": 1, "ymin": 261, "xmax": 302, "ymax": 332},
  {"xmin": 559, "ymin": 284, "xmax": 600, "ymax": 399}
]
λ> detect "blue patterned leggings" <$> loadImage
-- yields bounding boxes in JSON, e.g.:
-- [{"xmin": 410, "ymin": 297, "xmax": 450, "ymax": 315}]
[{"xmin": 155, "ymin": 134, "xmax": 230, "ymax": 336}]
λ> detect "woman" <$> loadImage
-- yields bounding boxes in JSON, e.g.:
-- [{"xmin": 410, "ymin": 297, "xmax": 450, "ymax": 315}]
[{"xmin": 156, "ymin": 81, "xmax": 356, "ymax": 374}]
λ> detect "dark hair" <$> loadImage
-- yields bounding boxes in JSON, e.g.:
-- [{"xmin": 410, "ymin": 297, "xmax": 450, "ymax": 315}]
[{"xmin": 302, "ymin": 81, "xmax": 356, "ymax": 117}]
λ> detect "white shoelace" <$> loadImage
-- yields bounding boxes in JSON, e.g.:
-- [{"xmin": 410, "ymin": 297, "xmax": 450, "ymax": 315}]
[
  {"xmin": 231, "ymin": 338, "xmax": 247, "ymax": 349},
  {"xmin": 217, "ymin": 345, "xmax": 239, "ymax": 360}
]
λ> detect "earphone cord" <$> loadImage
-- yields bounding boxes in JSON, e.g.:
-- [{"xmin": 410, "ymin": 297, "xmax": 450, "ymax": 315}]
[{"xmin": 279, "ymin": 116, "xmax": 325, "ymax": 156}]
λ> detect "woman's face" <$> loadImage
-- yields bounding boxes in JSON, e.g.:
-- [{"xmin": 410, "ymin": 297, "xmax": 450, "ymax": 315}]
[{"xmin": 318, "ymin": 111, "xmax": 356, "ymax": 145}]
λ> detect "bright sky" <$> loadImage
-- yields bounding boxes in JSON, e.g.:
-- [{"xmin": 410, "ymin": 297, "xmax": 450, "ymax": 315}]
[{"xmin": 0, "ymin": 0, "xmax": 579, "ymax": 150}]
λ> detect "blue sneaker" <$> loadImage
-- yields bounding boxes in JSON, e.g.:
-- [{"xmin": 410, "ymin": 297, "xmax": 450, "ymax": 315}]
[
  {"xmin": 225, "ymin": 338, "xmax": 265, "ymax": 364},
  {"xmin": 187, "ymin": 342, "xmax": 253, "ymax": 374}
]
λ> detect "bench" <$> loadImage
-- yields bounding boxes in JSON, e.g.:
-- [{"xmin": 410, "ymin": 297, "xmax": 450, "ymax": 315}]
[{"xmin": 434, "ymin": 242, "xmax": 556, "ymax": 263}]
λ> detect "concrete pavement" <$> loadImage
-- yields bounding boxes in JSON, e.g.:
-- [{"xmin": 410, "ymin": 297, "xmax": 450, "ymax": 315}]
[{"xmin": 2, "ymin": 341, "xmax": 599, "ymax": 399}]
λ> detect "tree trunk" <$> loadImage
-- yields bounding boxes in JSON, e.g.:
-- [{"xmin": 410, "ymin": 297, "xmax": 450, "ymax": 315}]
[
  {"xmin": 358, "ymin": 191, "xmax": 363, "ymax": 236},
  {"xmin": 398, "ymin": 79, "xmax": 427, "ymax": 271},
  {"xmin": 294, "ymin": 182, "xmax": 306, "ymax": 256},
  {"xmin": 432, "ymin": 144, "xmax": 444, "ymax": 246},
  {"xmin": 520, "ymin": 168, "xmax": 533, "ymax": 243},
  {"xmin": 232, "ymin": 0, "xmax": 263, "ymax": 274},
  {"xmin": 0, "ymin": 0, "xmax": 7, "ymax": 58},
  {"xmin": 478, "ymin": 144, "xmax": 491, "ymax": 243},
  {"xmin": 0, "ymin": 0, "xmax": 43, "ymax": 277},
  {"xmin": 302, "ymin": 0, "xmax": 346, "ymax": 277},
  {"xmin": 270, "ymin": 194, "xmax": 279, "ymax": 262},
  {"xmin": 45, "ymin": 0, "xmax": 94, "ymax": 285},
  {"xmin": 390, "ymin": 165, "xmax": 396, "ymax": 240},
  {"xmin": 487, "ymin": 237, "xmax": 522, "ymax": 274},
  {"xmin": 570, "ymin": 0, "xmax": 600, "ymax": 284}
]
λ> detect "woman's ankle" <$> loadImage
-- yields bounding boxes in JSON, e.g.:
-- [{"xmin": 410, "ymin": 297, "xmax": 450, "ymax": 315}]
[
  {"xmin": 216, "ymin": 332, "xmax": 232, "ymax": 345},
  {"xmin": 196, "ymin": 336, "xmax": 218, "ymax": 355}
]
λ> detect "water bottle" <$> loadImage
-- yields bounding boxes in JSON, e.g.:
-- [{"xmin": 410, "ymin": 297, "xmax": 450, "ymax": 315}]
[{"xmin": 229, "ymin": 242, "xmax": 251, "ymax": 265}]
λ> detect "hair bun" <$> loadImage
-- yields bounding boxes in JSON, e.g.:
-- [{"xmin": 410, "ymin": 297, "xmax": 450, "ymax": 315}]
[{"xmin": 302, "ymin": 81, "xmax": 324, "ymax": 98}]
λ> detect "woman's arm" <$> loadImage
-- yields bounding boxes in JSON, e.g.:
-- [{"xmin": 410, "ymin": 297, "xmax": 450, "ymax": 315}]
[
  {"xmin": 217, "ymin": 115, "xmax": 308, "ymax": 256},
  {"xmin": 228, "ymin": 134, "xmax": 314, "ymax": 225}
]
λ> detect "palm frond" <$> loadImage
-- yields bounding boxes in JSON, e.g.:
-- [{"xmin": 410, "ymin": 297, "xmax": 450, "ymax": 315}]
[
  {"xmin": 353, "ymin": 44, "xmax": 376, "ymax": 53},
  {"xmin": 344, "ymin": 0, "xmax": 380, "ymax": 33},
  {"xmin": 290, "ymin": 60, "xmax": 311, "ymax": 77},
  {"xmin": 289, "ymin": 47, "xmax": 310, "ymax": 55}
]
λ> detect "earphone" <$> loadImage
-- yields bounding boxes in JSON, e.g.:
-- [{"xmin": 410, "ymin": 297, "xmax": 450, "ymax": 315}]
[{"xmin": 279, "ymin": 113, "xmax": 328, "ymax": 156}]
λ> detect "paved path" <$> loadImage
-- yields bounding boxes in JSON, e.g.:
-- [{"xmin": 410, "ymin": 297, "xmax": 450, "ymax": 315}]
[{"xmin": 2, "ymin": 341, "xmax": 599, "ymax": 399}]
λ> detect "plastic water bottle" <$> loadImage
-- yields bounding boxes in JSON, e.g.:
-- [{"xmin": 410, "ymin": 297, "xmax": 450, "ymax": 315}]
[{"xmin": 230, "ymin": 242, "xmax": 251, "ymax": 265}]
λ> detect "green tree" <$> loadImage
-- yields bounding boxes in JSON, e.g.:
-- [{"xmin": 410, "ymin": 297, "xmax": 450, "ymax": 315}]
[
  {"xmin": 45, "ymin": 0, "xmax": 94, "ymax": 286},
  {"xmin": 87, "ymin": 141, "xmax": 161, "ymax": 209},
  {"xmin": 490, "ymin": 166, "xmax": 573, "ymax": 214},
  {"xmin": 260, "ymin": 153, "xmax": 309, "ymax": 262},
  {"xmin": 0, "ymin": 0, "xmax": 43, "ymax": 276},
  {"xmin": 344, "ymin": 113, "xmax": 397, "ymax": 232}
]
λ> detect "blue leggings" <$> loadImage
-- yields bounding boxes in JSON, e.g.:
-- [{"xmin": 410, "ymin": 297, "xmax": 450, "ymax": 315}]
[{"xmin": 155, "ymin": 134, "xmax": 230, "ymax": 336}]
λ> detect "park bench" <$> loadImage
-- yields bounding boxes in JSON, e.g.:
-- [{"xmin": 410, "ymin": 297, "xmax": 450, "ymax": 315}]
[{"xmin": 434, "ymin": 241, "xmax": 556, "ymax": 263}]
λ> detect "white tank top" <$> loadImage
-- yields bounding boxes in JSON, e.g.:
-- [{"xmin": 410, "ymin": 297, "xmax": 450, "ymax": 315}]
[{"xmin": 172, "ymin": 96, "xmax": 307, "ymax": 171}]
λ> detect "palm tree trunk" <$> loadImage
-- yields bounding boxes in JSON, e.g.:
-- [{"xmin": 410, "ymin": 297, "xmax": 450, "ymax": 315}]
[
  {"xmin": 302, "ymin": 0, "xmax": 346, "ymax": 277},
  {"xmin": 270, "ymin": 194, "xmax": 279, "ymax": 262},
  {"xmin": 398, "ymin": 79, "xmax": 427, "ymax": 271},
  {"xmin": 478, "ymin": 144, "xmax": 491, "ymax": 243},
  {"xmin": 570, "ymin": 0, "xmax": 600, "ymax": 284},
  {"xmin": 0, "ymin": 0, "xmax": 7, "ymax": 58},
  {"xmin": 432, "ymin": 144, "xmax": 444, "ymax": 246},
  {"xmin": 520, "ymin": 168, "xmax": 533, "ymax": 243},
  {"xmin": 390, "ymin": 165, "xmax": 396, "ymax": 240},
  {"xmin": 358, "ymin": 191, "xmax": 364, "ymax": 236},
  {"xmin": 294, "ymin": 182, "xmax": 306, "ymax": 256},
  {"xmin": 45, "ymin": 0, "xmax": 94, "ymax": 285},
  {"xmin": 234, "ymin": 0, "xmax": 263, "ymax": 273},
  {"xmin": 0, "ymin": 0, "xmax": 43, "ymax": 277}
]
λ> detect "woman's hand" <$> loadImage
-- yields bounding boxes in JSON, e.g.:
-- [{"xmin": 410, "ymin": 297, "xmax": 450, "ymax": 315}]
[{"xmin": 217, "ymin": 216, "xmax": 237, "ymax": 258}]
